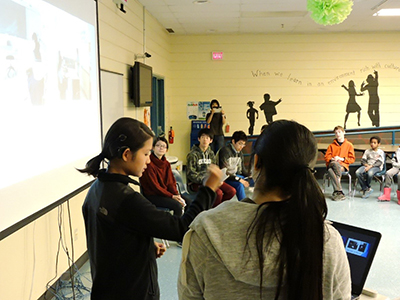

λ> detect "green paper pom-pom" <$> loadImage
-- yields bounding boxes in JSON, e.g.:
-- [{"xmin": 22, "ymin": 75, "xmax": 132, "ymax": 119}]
[{"xmin": 307, "ymin": 0, "xmax": 353, "ymax": 26}]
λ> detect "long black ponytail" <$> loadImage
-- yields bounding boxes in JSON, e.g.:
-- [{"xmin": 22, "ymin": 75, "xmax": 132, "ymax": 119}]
[
  {"xmin": 78, "ymin": 117, "xmax": 154, "ymax": 177},
  {"xmin": 247, "ymin": 120, "xmax": 327, "ymax": 300}
]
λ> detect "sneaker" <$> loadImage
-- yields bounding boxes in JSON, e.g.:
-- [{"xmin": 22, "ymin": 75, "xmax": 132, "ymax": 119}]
[
  {"xmin": 332, "ymin": 191, "xmax": 346, "ymax": 201},
  {"xmin": 362, "ymin": 188, "xmax": 373, "ymax": 199}
]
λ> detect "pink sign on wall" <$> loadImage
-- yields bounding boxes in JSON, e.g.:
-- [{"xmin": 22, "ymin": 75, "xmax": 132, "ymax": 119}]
[{"xmin": 212, "ymin": 51, "xmax": 223, "ymax": 60}]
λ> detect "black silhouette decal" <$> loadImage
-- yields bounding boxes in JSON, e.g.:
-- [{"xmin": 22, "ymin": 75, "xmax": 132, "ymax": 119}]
[
  {"xmin": 246, "ymin": 101, "xmax": 258, "ymax": 135},
  {"xmin": 361, "ymin": 70, "xmax": 380, "ymax": 127},
  {"xmin": 259, "ymin": 93, "xmax": 282, "ymax": 124},
  {"xmin": 342, "ymin": 80, "xmax": 363, "ymax": 129}
]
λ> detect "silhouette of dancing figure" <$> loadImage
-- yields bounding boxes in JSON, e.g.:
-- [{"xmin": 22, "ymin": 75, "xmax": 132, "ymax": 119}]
[
  {"xmin": 361, "ymin": 70, "xmax": 380, "ymax": 127},
  {"xmin": 246, "ymin": 101, "xmax": 258, "ymax": 135},
  {"xmin": 259, "ymin": 93, "xmax": 282, "ymax": 124},
  {"xmin": 342, "ymin": 80, "xmax": 363, "ymax": 129}
]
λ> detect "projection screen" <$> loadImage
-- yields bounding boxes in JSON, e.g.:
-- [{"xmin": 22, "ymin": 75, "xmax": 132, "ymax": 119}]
[{"xmin": 0, "ymin": 0, "xmax": 101, "ymax": 237}]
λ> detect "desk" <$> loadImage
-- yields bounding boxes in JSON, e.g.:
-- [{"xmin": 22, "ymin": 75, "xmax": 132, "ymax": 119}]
[
  {"xmin": 166, "ymin": 156, "xmax": 183, "ymax": 172},
  {"xmin": 353, "ymin": 144, "xmax": 400, "ymax": 154},
  {"xmin": 317, "ymin": 143, "xmax": 332, "ymax": 154},
  {"xmin": 318, "ymin": 143, "xmax": 399, "ymax": 155},
  {"xmin": 166, "ymin": 155, "xmax": 179, "ymax": 164}
]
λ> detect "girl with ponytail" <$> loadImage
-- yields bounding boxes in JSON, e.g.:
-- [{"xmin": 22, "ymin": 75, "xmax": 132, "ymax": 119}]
[
  {"xmin": 80, "ymin": 117, "xmax": 222, "ymax": 300},
  {"xmin": 179, "ymin": 120, "xmax": 351, "ymax": 300}
]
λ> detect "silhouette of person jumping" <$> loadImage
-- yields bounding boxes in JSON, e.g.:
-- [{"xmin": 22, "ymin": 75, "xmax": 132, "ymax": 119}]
[
  {"xmin": 342, "ymin": 80, "xmax": 363, "ymax": 129},
  {"xmin": 361, "ymin": 70, "xmax": 380, "ymax": 127},
  {"xmin": 259, "ymin": 93, "xmax": 282, "ymax": 124},
  {"xmin": 246, "ymin": 101, "xmax": 258, "ymax": 135}
]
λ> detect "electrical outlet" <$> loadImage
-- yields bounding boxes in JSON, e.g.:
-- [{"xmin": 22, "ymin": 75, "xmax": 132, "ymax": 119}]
[{"xmin": 74, "ymin": 228, "xmax": 78, "ymax": 241}]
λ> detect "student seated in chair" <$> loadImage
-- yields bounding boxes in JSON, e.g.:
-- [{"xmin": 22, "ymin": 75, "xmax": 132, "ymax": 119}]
[
  {"xmin": 355, "ymin": 136, "xmax": 385, "ymax": 199},
  {"xmin": 324, "ymin": 126, "xmax": 355, "ymax": 201},
  {"xmin": 217, "ymin": 130, "xmax": 251, "ymax": 201},
  {"xmin": 187, "ymin": 128, "xmax": 236, "ymax": 207},
  {"xmin": 378, "ymin": 145, "xmax": 400, "ymax": 203},
  {"xmin": 140, "ymin": 136, "xmax": 191, "ymax": 216}
]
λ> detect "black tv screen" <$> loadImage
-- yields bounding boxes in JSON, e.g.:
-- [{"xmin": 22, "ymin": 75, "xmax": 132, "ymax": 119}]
[{"xmin": 130, "ymin": 61, "xmax": 153, "ymax": 107}]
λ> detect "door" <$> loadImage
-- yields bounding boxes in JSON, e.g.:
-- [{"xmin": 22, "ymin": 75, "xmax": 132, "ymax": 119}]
[{"xmin": 150, "ymin": 77, "xmax": 165, "ymax": 137}]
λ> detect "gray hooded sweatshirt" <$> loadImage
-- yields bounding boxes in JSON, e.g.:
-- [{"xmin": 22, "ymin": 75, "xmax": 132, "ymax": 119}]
[{"xmin": 178, "ymin": 200, "xmax": 351, "ymax": 300}]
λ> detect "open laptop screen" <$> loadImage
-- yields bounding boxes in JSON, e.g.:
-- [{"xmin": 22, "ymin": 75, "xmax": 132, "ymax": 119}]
[{"xmin": 330, "ymin": 221, "xmax": 381, "ymax": 297}]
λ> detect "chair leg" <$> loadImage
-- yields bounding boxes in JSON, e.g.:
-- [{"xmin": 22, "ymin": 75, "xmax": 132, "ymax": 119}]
[
  {"xmin": 352, "ymin": 178, "xmax": 358, "ymax": 197},
  {"xmin": 162, "ymin": 239, "xmax": 170, "ymax": 248},
  {"xmin": 347, "ymin": 174, "xmax": 352, "ymax": 196},
  {"xmin": 322, "ymin": 173, "xmax": 328, "ymax": 193},
  {"xmin": 380, "ymin": 175, "xmax": 385, "ymax": 193}
]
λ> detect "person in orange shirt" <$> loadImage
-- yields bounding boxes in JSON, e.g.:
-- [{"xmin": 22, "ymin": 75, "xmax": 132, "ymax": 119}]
[{"xmin": 324, "ymin": 126, "xmax": 355, "ymax": 201}]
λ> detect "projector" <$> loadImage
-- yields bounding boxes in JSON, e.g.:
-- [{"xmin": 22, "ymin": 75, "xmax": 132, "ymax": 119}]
[{"xmin": 113, "ymin": 0, "xmax": 127, "ymax": 13}]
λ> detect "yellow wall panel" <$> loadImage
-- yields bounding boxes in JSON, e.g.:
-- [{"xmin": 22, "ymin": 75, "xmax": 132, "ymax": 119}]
[{"xmin": 167, "ymin": 33, "xmax": 400, "ymax": 161}]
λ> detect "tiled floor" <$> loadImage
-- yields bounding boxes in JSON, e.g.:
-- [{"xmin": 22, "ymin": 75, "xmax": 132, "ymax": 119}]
[{"xmin": 53, "ymin": 180, "xmax": 400, "ymax": 300}]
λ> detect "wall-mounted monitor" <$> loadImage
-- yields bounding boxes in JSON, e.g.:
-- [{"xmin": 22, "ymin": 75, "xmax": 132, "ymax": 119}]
[{"xmin": 130, "ymin": 61, "xmax": 153, "ymax": 107}]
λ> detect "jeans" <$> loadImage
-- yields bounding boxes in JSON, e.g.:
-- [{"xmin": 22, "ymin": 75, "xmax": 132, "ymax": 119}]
[
  {"xmin": 355, "ymin": 166, "xmax": 380, "ymax": 191},
  {"xmin": 212, "ymin": 135, "xmax": 225, "ymax": 154},
  {"xmin": 226, "ymin": 175, "xmax": 246, "ymax": 201}
]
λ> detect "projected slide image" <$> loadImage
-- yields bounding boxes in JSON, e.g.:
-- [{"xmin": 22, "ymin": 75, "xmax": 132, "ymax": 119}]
[
  {"xmin": 0, "ymin": 0, "xmax": 100, "ymax": 190},
  {"xmin": 0, "ymin": 0, "xmax": 94, "ymax": 105},
  {"xmin": 344, "ymin": 237, "xmax": 370, "ymax": 258}
]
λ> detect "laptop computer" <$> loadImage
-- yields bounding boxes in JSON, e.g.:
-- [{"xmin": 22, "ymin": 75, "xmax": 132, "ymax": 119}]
[{"xmin": 330, "ymin": 221, "xmax": 382, "ymax": 300}]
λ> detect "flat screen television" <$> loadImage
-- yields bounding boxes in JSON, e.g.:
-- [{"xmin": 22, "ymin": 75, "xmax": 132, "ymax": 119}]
[{"xmin": 130, "ymin": 61, "xmax": 153, "ymax": 107}]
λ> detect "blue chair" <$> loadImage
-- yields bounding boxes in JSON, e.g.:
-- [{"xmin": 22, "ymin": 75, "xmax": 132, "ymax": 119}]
[
  {"xmin": 172, "ymin": 169, "xmax": 196, "ymax": 201},
  {"xmin": 353, "ymin": 158, "xmax": 386, "ymax": 197}
]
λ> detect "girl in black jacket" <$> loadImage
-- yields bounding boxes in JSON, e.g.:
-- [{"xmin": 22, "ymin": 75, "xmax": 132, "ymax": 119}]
[{"xmin": 79, "ymin": 117, "xmax": 221, "ymax": 300}]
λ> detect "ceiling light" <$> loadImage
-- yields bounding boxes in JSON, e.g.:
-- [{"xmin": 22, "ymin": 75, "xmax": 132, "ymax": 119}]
[
  {"xmin": 193, "ymin": 0, "xmax": 210, "ymax": 4},
  {"xmin": 373, "ymin": 8, "xmax": 400, "ymax": 16}
]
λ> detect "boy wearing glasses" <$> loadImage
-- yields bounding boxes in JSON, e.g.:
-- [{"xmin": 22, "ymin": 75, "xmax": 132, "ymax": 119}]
[{"xmin": 217, "ymin": 131, "xmax": 251, "ymax": 201}]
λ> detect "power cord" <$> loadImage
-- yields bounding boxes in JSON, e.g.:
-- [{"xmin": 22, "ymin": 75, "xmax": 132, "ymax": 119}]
[{"xmin": 44, "ymin": 202, "xmax": 91, "ymax": 300}]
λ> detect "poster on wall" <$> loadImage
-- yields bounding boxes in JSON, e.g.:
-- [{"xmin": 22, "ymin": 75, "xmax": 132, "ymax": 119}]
[{"xmin": 187, "ymin": 101, "xmax": 210, "ymax": 120}]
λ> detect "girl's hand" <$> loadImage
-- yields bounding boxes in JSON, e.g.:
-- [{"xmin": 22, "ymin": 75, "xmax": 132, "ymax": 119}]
[
  {"xmin": 154, "ymin": 241, "xmax": 166, "ymax": 258},
  {"xmin": 204, "ymin": 164, "xmax": 223, "ymax": 192}
]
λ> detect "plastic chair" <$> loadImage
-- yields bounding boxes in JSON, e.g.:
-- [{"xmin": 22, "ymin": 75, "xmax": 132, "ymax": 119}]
[
  {"xmin": 172, "ymin": 169, "xmax": 196, "ymax": 200},
  {"xmin": 322, "ymin": 170, "xmax": 352, "ymax": 196},
  {"xmin": 353, "ymin": 159, "xmax": 386, "ymax": 197}
]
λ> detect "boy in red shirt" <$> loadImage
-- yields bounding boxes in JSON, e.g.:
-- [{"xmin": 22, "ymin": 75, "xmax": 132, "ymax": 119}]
[{"xmin": 324, "ymin": 126, "xmax": 355, "ymax": 201}]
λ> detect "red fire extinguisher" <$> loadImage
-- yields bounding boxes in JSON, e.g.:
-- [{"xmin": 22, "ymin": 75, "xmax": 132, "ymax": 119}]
[
  {"xmin": 168, "ymin": 126, "xmax": 175, "ymax": 144},
  {"xmin": 225, "ymin": 122, "xmax": 230, "ymax": 133}
]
